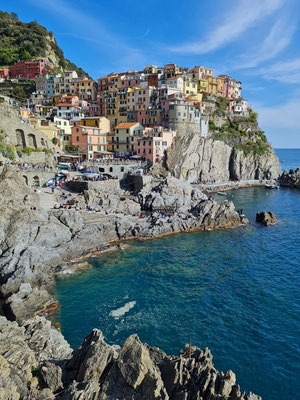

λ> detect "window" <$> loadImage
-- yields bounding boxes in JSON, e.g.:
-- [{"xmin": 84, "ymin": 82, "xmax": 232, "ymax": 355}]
[
  {"xmin": 149, "ymin": 149, "xmax": 152, "ymax": 154},
  {"xmin": 178, "ymin": 112, "xmax": 181, "ymax": 116},
  {"xmin": 76, "ymin": 128, "xmax": 79, "ymax": 132}
]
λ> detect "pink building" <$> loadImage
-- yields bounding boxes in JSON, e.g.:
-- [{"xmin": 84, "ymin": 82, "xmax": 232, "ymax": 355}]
[
  {"xmin": 71, "ymin": 117, "xmax": 110, "ymax": 159},
  {"xmin": 0, "ymin": 68, "xmax": 9, "ymax": 79},
  {"xmin": 9, "ymin": 59, "xmax": 47, "ymax": 79},
  {"xmin": 218, "ymin": 75, "xmax": 242, "ymax": 99},
  {"xmin": 229, "ymin": 98, "xmax": 248, "ymax": 116},
  {"xmin": 121, "ymin": 75, "xmax": 141, "ymax": 88},
  {"xmin": 133, "ymin": 126, "xmax": 176, "ymax": 164}
]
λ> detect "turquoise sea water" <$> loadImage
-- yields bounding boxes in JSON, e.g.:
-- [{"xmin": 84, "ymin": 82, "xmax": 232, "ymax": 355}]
[{"xmin": 54, "ymin": 149, "xmax": 300, "ymax": 400}]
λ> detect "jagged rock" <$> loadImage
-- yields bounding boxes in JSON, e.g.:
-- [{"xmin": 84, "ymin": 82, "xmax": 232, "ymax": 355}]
[
  {"xmin": 279, "ymin": 168, "xmax": 300, "ymax": 187},
  {"xmin": 37, "ymin": 361, "xmax": 63, "ymax": 392},
  {"xmin": 0, "ymin": 354, "xmax": 20, "ymax": 400},
  {"xmin": 66, "ymin": 329, "xmax": 117, "ymax": 383},
  {"xmin": 0, "ymin": 316, "xmax": 261, "ymax": 400},
  {"xmin": 21, "ymin": 317, "xmax": 72, "ymax": 363},
  {"xmin": 0, "ymin": 316, "xmax": 36, "ymax": 397},
  {"xmin": 256, "ymin": 211, "xmax": 277, "ymax": 226},
  {"xmin": 138, "ymin": 177, "xmax": 207, "ymax": 212},
  {"xmin": 5, "ymin": 283, "xmax": 53, "ymax": 322}
]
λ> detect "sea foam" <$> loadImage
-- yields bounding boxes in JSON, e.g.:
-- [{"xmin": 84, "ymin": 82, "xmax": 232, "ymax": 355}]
[{"xmin": 110, "ymin": 301, "xmax": 136, "ymax": 318}]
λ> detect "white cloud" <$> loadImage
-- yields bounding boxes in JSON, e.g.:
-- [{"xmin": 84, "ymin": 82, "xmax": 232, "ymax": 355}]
[
  {"xmin": 28, "ymin": 0, "xmax": 143, "ymax": 57},
  {"xmin": 250, "ymin": 99, "xmax": 300, "ymax": 147},
  {"xmin": 236, "ymin": 17, "xmax": 296, "ymax": 69},
  {"xmin": 170, "ymin": 0, "xmax": 286, "ymax": 54},
  {"xmin": 256, "ymin": 58, "xmax": 300, "ymax": 83}
]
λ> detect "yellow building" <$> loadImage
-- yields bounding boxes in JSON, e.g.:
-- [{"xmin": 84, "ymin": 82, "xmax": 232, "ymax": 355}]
[
  {"xmin": 54, "ymin": 117, "xmax": 73, "ymax": 150},
  {"xmin": 183, "ymin": 76, "xmax": 198, "ymax": 95},
  {"xmin": 113, "ymin": 122, "xmax": 144, "ymax": 156},
  {"xmin": 197, "ymin": 78, "xmax": 209, "ymax": 93},
  {"xmin": 206, "ymin": 76, "xmax": 219, "ymax": 95},
  {"xmin": 78, "ymin": 78, "xmax": 97, "ymax": 101},
  {"xmin": 80, "ymin": 117, "xmax": 110, "ymax": 131},
  {"xmin": 216, "ymin": 76, "xmax": 225, "ymax": 97},
  {"xmin": 30, "ymin": 118, "xmax": 58, "ymax": 143}
]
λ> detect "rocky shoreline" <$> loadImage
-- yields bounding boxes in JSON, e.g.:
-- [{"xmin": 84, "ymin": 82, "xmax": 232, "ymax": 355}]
[{"xmin": 0, "ymin": 165, "xmax": 264, "ymax": 399}]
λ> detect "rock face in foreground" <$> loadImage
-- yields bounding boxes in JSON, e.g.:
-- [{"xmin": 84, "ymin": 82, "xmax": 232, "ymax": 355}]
[
  {"xmin": 0, "ymin": 315, "xmax": 261, "ymax": 400},
  {"xmin": 256, "ymin": 211, "xmax": 277, "ymax": 226},
  {"xmin": 279, "ymin": 168, "xmax": 300, "ymax": 188},
  {"xmin": 165, "ymin": 136, "xmax": 281, "ymax": 183}
]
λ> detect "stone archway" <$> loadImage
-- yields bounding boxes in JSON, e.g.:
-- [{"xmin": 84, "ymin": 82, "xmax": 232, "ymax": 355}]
[
  {"xmin": 23, "ymin": 175, "xmax": 28, "ymax": 185},
  {"xmin": 28, "ymin": 134, "xmax": 37, "ymax": 149},
  {"xmin": 16, "ymin": 129, "xmax": 26, "ymax": 149}
]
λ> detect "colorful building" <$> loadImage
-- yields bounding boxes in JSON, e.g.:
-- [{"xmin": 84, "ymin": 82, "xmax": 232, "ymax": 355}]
[
  {"xmin": 133, "ymin": 126, "xmax": 176, "ymax": 164},
  {"xmin": 0, "ymin": 68, "xmax": 9, "ymax": 79},
  {"xmin": 228, "ymin": 98, "xmax": 248, "ymax": 116},
  {"xmin": 113, "ymin": 122, "xmax": 144, "ymax": 156},
  {"xmin": 218, "ymin": 75, "xmax": 242, "ymax": 99},
  {"xmin": 71, "ymin": 117, "xmax": 110, "ymax": 159},
  {"xmin": 9, "ymin": 59, "xmax": 48, "ymax": 79}
]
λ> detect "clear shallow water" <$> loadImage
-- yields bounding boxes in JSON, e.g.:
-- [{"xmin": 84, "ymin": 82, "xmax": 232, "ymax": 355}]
[{"xmin": 54, "ymin": 151, "xmax": 300, "ymax": 400}]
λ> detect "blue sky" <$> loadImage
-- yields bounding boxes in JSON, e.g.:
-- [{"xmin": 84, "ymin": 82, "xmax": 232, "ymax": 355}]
[{"xmin": 2, "ymin": 0, "xmax": 300, "ymax": 148}]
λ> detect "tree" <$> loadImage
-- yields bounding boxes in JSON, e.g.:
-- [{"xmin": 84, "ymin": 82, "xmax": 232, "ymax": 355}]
[
  {"xmin": 20, "ymin": 49, "xmax": 31, "ymax": 60},
  {"xmin": 10, "ymin": 12, "xmax": 18, "ymax": 20},
  {"xmin": 52, "ymin": 137, "xmax": 58, "ymax": 145}
]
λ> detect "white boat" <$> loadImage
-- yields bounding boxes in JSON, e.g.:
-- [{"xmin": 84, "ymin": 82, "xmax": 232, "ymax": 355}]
[{"xmin": 217, "ymin": 192, "xmax": 227, "ymax": 196}]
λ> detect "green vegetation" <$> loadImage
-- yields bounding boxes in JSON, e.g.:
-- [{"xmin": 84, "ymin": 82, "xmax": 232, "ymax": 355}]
[
  {"xmin": 0, "ymin": 129, "xmax": 15, "ymax": 160},
  {"xmin": 246, "ymin": 107, "xmax": 258, "ymax": 122},
  {"xmin": 52, "ymin": 137, "xmax": 58, "ymax": 145},
  {"xmin": 31, "ymin": 365, "xmax": 41, "ymax": 376},
  {"xmin": 0, "ymin": 80, "xmax": 36, "ymax": 100},
  {"xmin": 210, "ymin": 117, "xmax": 269, "ymax": 157},
  {"xmin": 0, "ymin": 11, "xmax": 90, "ymax": 77},
  {"xmin": 65, "ymin": 144, "xmax": 82, "ymax": 154}
]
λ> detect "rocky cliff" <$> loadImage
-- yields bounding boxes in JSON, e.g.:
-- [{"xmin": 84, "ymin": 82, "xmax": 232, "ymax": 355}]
[
  {"xmin": 163, "ymin": 97, "xmax": 281, "ymax": 183},
  {"xmin": 0, "ymin": 10, "xmax": 89, "ymax": 77},
  {"xmin": 0, "ymin": 167, "xmax": 246, "ymax": 302},
  {"xmin": 165, "ymin": 136, "xmax": 280, "ymax": 183},
  {"xmin": 0, "ymin": 315, "xmax": 261, "ymax": 399}
]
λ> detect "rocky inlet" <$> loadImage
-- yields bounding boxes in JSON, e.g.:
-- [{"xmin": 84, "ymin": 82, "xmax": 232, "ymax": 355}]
[{"xmin": 0, "ymin": 166, "xmax": 261, "ymax": 399}]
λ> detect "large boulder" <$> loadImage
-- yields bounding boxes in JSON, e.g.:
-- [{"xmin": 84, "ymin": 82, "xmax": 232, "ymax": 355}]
[
  {"xmin": 138, "ymin": 177, "xmax": 207, "ymax": 212},
  {"xmin": 256, "ymin": 211, "xmax": 277, "ymax": 226}
]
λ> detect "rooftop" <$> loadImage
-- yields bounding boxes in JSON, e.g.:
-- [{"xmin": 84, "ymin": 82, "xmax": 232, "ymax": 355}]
[{"xmin": 115, "ymin": 122, "xmax": 140, "ymax": 129}]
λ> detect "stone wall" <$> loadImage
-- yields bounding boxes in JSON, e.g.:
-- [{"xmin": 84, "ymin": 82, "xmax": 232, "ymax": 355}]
[
  {"xmin": 0, "ymin": 101, "xmax": 59, "ymax": 162},
  {"xmin": 67, "ymin": 179, "xmax": 120, "ymax": 194}
]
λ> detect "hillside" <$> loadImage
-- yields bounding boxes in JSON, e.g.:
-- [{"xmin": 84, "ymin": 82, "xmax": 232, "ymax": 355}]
[{"xmin": 0, "ymin": 11, "xmax": 90, "ymax": 78}]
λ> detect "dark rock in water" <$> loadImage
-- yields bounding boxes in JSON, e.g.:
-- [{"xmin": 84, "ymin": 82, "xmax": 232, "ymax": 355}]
[
  {"xmin": 256, "ymin": 211, "xmax": 277, "ymax": 226},
  {"xmin": 279, "ymin": 168, "xmax": 300, "ymax": 187}
]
